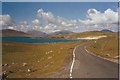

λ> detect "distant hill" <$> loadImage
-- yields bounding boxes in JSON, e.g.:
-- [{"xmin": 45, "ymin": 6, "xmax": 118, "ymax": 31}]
[
  {"xmin": 101, "ymin": 29, "xmax": 113, "ymax": 32},
  {"xmin": 50, "ymin": 30, "xmax": 73, "ymax": 36},
  {"xmin": 1, "ymin": 29, "xmax": 30, "ymax": 36},
  {"xmin": 50, "ymin": 31, "xmax": 116, "ymax": 38},
  {"xmin": 27, "ymin": 30, "xmax": 48, "ymax": 37}
]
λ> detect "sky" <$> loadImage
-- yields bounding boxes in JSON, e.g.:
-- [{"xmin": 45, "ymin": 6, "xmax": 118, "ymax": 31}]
[{"xmin": 1, "ymin": 2, "xmax": 119, "ymax": 33}]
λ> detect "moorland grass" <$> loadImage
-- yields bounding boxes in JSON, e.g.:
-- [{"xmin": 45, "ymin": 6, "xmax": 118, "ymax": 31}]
[
  {"xmin": 2, "ymin": 40, "xmax": 87, "ymax": 78},
  {"xmin": 87, "ymin": 33, "xmax": 118, "ymax": 59}
]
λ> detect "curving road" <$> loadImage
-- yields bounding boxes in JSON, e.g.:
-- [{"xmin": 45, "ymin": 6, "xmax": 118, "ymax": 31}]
[{"xmin": 71, "ymin": 43, "xmax": 118, "ymax": 78}]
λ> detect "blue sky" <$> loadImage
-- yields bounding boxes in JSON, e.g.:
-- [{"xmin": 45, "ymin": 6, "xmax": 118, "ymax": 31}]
[
  {"xmin": 2, "ymin": 2, "xmax": 118, "ymax": 24},
  {"xmin": 1, "ymin": 2, "xmax": 119, "ymax": 33}
]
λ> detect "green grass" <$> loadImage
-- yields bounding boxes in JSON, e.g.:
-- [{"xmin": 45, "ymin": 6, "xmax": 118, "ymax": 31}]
[{"xmin": 2, "ymin": 40, "xmax": 87, "ymax": 78}]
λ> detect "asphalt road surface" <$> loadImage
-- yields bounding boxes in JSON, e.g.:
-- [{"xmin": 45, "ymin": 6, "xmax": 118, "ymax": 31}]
[{"xmin": 72, "ymin": 43, "xmax": 118, "ymax": 78}]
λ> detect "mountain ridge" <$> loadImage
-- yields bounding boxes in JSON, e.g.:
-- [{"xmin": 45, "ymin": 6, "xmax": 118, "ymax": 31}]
[{"xmin": 1, "ymin": 29, "xmax": 30, "ymax": 36}]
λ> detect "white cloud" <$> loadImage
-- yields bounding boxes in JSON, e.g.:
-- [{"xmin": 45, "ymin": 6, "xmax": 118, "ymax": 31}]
[
  {"xmin": 0, "ymin": 14, "xmax": 16, "ymax": 30},
  {"xmin": 20, "ymin": 21, "xmax": 28, "ymax": 25},
  {"xmin": 77, "ymin": 8, "xmax": 118, "ymax": 32},
  {"xmin": 0, "ymin": 14, "xmax": 14, "ymax": 26},
  {"xmin": 37, "ymin": 9, "xmax": 76, "ymax": 27},
  {"xmin": 16, "ymin": 21, "xmax": 30, "ymax": 32},
  {"xmin": 37, "ymin": 9, "xmax": 56, "ymax": 24},
  {"xmin": 32, "ymin": 19, "xmax": 40, "ymax": 26},
  {"xmin": 31, "ymin": 19, "xmax": 43, "ymax": 31},
  {"xmin": 84, "ymin": 8, "xmax": 118, "ymax": 24},
  {"xmin": 1, "ymin": 8, "xmax": 118, "ymax": 33},
  {"xmin": 104, "ymin": 9, "xmax": 118, "ymax": 24},
  {"xmin": 37, "ymin": 8, "xmax": 117, "ymax": 33},
  {"xmin": 8, "ymin": 26, "xmax": 14, "ymax": 30},
  {"xmin": 43, "ymin": 23, "xmax": 58, "ymax": 33}
]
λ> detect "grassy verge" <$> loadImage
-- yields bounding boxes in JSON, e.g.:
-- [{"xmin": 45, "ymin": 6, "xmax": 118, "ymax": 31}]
[
  {"xmin": 86, "ymin": 33, "xmax": 118, "ymax": 59},
  {"xmin": 2, "ymin": 40, "xmax": 87, "ymax": 78}
]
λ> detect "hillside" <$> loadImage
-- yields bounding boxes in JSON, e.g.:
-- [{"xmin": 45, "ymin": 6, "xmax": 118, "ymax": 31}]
[
  {"xmin": 50, "ymin": 31, "xmax": 117, "ymax": 38},
  {"xmin": 101, "ymin": 29, "xmax": 113, "ymax": 32},
  {"xmin": 87, "ymin": 33, "xmax": 118, "ymax": 59},
  {"xmin": 1, "ymin": 29, "xmax": 30, "ymax": 37}
]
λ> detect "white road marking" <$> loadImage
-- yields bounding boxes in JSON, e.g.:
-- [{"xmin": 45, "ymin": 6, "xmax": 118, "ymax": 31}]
[
  {"xmin": 85, "ymin": 45, "xmax": 102, "ymax": 57},
  {"xmin": 85, "ymin": 46, "xmax": 89, "ymax": 53},
  {"xmin": 69, "ymin": 46, "xmax": 78, "ymax": 79}
]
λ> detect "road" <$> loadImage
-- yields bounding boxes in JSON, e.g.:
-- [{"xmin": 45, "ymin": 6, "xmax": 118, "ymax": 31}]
[{"xmin": 71, "ymin": 43, "xmax": 118, "ymax": 78}]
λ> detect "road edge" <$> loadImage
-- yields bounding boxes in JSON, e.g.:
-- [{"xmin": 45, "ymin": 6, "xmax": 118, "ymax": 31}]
[
  {"xmin": 69, "ymin": 45, "xmax": 79, "ymax": 78},
  {"xmin": 84, "ymin": 46, "xmax": 118, "ymax": 64}
]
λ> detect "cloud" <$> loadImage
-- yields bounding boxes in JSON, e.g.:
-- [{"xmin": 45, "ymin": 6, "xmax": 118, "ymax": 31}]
[
  {"xmin": 1, "ymin": 8, "xmax": 118, "ymax": 33},
  {"xmin": 37, "ymin": 9, "xmax": 56, "ymax": 24},
  {"xmin": 32, "ymin": 19, "xmax": 40, "ymax": 26},
  {"xmin": 20, "ymin": 21, "xmax": 28, "ymax": 25},
  {"xmin": 0, "ymin": 14, "xmax": 17, "ymax": 30},
  {"xmin": 104, "ymin": 9, "xmax": 118, "ymax": 24},
  {"xmin": 0, "ymin": 14, "xmax": 14, "ymax": 26},
  {"xmin": 17, "ymin": 21, "xmax": 42, "ymax": 32},
  {"xmin": 32, "ymin": 19, "xmax": 43, "ymax": 31},
  {"xmin": 8, "ymin": 26, "xmax": 14, "ymax": 29},
  {"xmin": 77, "ymin": 8, "xmax": 118, "ymax": 32},
  {"xmin": 0, "ymin": 15, "xmax": 43, "ymax": 32},
  {"xmin": 37, "ymin": 9, "xmax": 76, "ymax": 27},
  {"xmin": 37, "ymin": 8, "xmax": 118, "ymax": 33},
  {"xmin": 0, "ymin": 14, "xmax": 15, "ymax": 29},
  {"xmin": 43, "ymin": 23, "xmax": 58, "ymax": 33},
  {"xmin": 85, "ymin": 8, "xmax": 118, "ymax": 24},
  {"xmin": 17, "ymin": 21, "xmax": 30, "ymax": 31}
]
